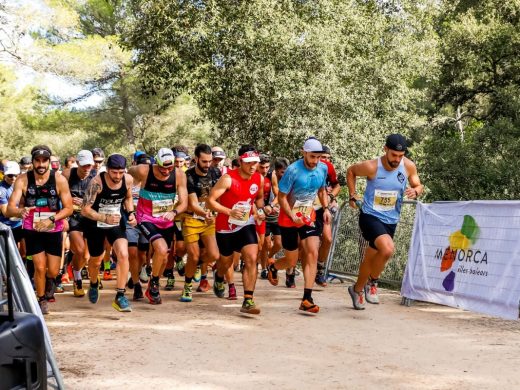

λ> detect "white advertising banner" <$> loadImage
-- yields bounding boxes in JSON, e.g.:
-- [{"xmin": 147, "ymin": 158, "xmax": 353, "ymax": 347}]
[{"xmin": 401, "ymin": 201, "xmax": 520, "ymax": 320}]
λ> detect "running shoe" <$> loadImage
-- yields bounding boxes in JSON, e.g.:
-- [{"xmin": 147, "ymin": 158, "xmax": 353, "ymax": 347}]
[
  {"xmin": 213, "ymin": 280, "xmax": 225, "ymax": 298},
  {"xmin": 139, "ymin": 265, "xmax": 150, "ymax": 284},
  {"xmin": 61, "ymin": 272, "xmax": 70, "ymax": 284},
  {"xmin": 364, "ymin": 279, "xmax": 380, "ymax": 304},
  {"xmin": 299, "ymin": 299, "xmax": 320, "ymax": 313},
  {"xmin": 133, "ymin": 282, "xmax": 144, "ymax": 301},
  {"xmin": 267, "ymin": 261, "xmax": 278, "ymax": 286},
  {"xmin": 45, "ymin": 277, "xmax": 56, "ymax": 302},
  {"xmin": 66, "ymin": 263, "xmax": 73, "ymax": 281},
  {"xmin": 103, "ymin": 269, "xmax": 112, "ymax": 281},
  {"xmin": 193, "ymin": 266, "xmax": 202, "ymax": 282},
  {"xmin": 127, "ymin": 277, "xmax": 134, "ymax": 289},
  {"xmin": 88, "ymin": 278, "xmax": 101, "ymax": 304},
  {"xmin": 260, "ymin": 269, "xmax": 268, "ymax": 280},
  {"xmin": 55, "ymin": 283, "xmax": 64, "ymax": 293},
  {"xmin": 228, "ymin": 284, "xmax": 237, "ymax": 300},
  {"xmin": 240, "ymin": 298, "xmax": 260, "ymax": 315},
  {"xmin": 110, "ymin": 261, "xmax": 117, "ymax": 270},
  {"xmin": 197, "ymin": 279, "xmax": 210, "ymax": 292},
  {"xmin": 112, "ymin": 295, "xmax": 132, "ymax": 312},
  {"xmin": 180, "ymin": 282, "xmax": 193, "ymax": 302},
  {"xmin": 315, "ymin": 270, "xmax": 328, "ymax": 287},
  {"xmin": 145, "ymin": 279, "xmax": 162, "ymax": 304},
  {"xmin": 176, "ymin": 259, "xmax": 186, "ymax": 277},
  {"xmin": 38, "ymin": 298, "xmax": 49, "ymax": 315},
  {"xmin": 73, "ymin": 280, "xmax": 85, "ymax": 297},
  {"xmin": 285, "ymin": 273, "xmax": 296, "ymax": 288},
  {"xmin": 348, "ymin": 285, "xmax": 366, "ymax": 310},
  {"xmin": 165, "ymin": 276, "xmax": 175, "ymax": 291}
]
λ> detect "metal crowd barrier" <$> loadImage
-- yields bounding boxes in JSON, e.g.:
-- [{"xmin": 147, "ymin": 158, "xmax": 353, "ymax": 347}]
[
  {"xmin": 325, "ymin": 200, "xmax": 417, "ymax": 286},
  {"xmin": 0, "ymin": 224, "xmax": 65, "ymax": 389}
]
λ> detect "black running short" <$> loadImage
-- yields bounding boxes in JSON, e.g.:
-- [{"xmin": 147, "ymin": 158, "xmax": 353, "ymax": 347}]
[
  {"xmin": 138, "ymin": 222, "xmax": 173, "ymax": 249},
  {"xmin": 24, "ymin": 230, "xmax": 62, "ymax": 257},
  {"xmin": 314, "ymin": 208, "xmax": 326, "ymax": 236},
  {"xmin": 279, "ymin": 225, "xmax": 321, "ymax": 252},
  {"xmin": 68, "ymin": 213, "xmax": 85, "ymax": 233},
  {"xmin": 358, "ymin": 212, "xmax": 397, "ymax": 250},
  {"xmin": 266, "ymin": 221, "xmax": 281, "ymax": 236},
  {"xmin": 11, "ymin": 226, "xmax": 24, "ymax": 244},
  {"xmin": 216, "ymin": 224, "xmax": 258, "ymax": 257},
  {"xmin": 84, "ymin": 226, "xmax": 127, "ymax": 257}
]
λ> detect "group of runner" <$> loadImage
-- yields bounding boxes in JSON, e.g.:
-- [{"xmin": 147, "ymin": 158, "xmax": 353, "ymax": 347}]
[{"xmin": 0, "ymin": 133, "xmax": 422, "ymax": 316}]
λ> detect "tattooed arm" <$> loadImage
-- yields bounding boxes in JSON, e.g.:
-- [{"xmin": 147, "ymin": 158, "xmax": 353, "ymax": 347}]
[{"xmin": 80, "ymin": 175, "xmax": 105, "ymax": 222}]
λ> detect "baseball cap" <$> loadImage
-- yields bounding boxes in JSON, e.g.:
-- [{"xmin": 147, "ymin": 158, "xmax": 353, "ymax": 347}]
[
  {"xmin": 106, "ymin": 154, "xmax": 127, "ymax": 169},
  {"xmin": 211, "ymin": 147, "xmax": 226, "ymax": 159},
  {"xmin": 133, "ymin": 150, "xmax": 145, "ymax": 161},
  {"xmin": 385, "ymin": 134, "xmax": 407, "ymax": 152},
  {"xmin": 322, "ymin": 145, "xmax": 331, "ymax": 155},
  {"xmin": 20, "ymin": 156, "xmax": 31, "ymax": 166},
  {"xmin": 4, "ymin": 161, "xmax": 20, "ymax": 176},
  {"xmin": 174, "ymin": 151, "xmax": 187, "ymax": 159},
  {"xmin": 156, "ymin": 148, "xmax": 175, "ymax": 167},
  {"xmin": 303, "ymin": 137, "xmax": 324, "ymax": 153},
  {"xmin": 240, "ymin": 151, "xmax": 260, "ymax": 163},
  {"xmin": 91, "ymin": 147, "xmax": 105, "ymax": 159},
  {"xmin": 135, "ymin": 154, "xmax": 150, "ymax": 165},
  {"xmin": 77, "ymin": 150, "xmax": 94, "ymax": 166},
  {"xmin": 31, "ymin": 148, "xmax": 51, "ymax": 159}
]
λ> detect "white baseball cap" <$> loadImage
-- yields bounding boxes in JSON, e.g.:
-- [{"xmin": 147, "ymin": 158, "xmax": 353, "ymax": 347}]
[
  {"xmin": 156, "ymin": 148, "xmax": 175, "ymax": 167},
  {"xmin": 76, "ymin": 150, "xmax": 94, "ymax": 166},
  {"xmin": 4, "ymin": 161, "xmax": 20, "ymax": 176},
  {"xmin": 303, "ymin": 137, "xmax": 324, "ymax": 153}
]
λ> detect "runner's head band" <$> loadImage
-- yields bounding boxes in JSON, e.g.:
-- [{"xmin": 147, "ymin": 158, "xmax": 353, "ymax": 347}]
[{"xmin": 240, "ymin": 151, "xmax": 260, "ymax": 163}]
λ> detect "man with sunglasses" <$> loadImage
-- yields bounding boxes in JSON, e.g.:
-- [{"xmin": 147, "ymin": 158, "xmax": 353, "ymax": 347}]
[
  {"xmin": 0, "ymin": 161, "xmax": 23, "ymax": 244},
  {"xmin": 207, "ymin": 145, "xmax": 266, "ymax": 314},
  {"xmin": 129, "ymin": 147, "xmax": 188, "ymax": 305},
  {"xmin": 7, "ymin": 145, "xmax": 73, "ymax": 314},
  {"xmin": 62, "ymin": 150, "xmax": 97, "ymax": 297}
]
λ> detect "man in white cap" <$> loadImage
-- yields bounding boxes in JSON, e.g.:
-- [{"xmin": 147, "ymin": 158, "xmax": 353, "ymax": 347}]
[
  {"xmin": 267, "ymin": 137, "xmax": 331, "ymax": 314},
  {"xmin": 128, "ymin": 147, "xmax": 188, "ymax": 305},
  {"xmin": 211, "ymin": 146, "xmax": 229, "ymax": 175},
  {"xmin": 0, "ymin": 161, "xmax": 23, "ymax": 244},
  {"xmin": 61, "ymin": 150, "xmax": 97, "ymax": 297}
]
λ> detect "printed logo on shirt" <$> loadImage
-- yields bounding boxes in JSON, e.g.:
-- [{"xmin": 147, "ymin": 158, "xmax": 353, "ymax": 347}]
[
  {"xmin": 249, "ymin": 184, "xmax": 258, "ymax": 195},
  {"xmin": 397, "ymin": 172, "xmax": 406, "ymax": 184}
]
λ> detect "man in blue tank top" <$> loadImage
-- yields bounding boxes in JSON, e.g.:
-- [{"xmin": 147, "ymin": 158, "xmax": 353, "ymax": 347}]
[{"xmin": 346, "ymin": 134, "xmax": 423, "ymax": 310}]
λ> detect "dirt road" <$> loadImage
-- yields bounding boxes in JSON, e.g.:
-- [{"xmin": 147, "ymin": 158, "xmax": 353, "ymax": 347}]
[{"xmin": 46, "ymin": 275, "xmax": 520, "ymax": 389}]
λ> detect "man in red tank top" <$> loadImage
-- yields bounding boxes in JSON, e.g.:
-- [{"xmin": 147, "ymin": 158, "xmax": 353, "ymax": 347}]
[{"xmin": 207, "ymin": 145, "xmax": 266, "ymax": 314}]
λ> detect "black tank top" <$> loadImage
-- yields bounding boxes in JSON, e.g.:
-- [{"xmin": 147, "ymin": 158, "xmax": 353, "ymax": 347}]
[
  {"xmin": 89, "ymin": 172, "xmax": 127, "ymax": 228},
  {"xmin": 25, "ymin": 170, "xmax": 60, "ymax": 211},
  {"xmin": 143, "ymin": 164, "xmax": 176, "ymax": 193},
  {"xmin": 69, "ymin": 168, "xmax": 97, "ymax": 198}
]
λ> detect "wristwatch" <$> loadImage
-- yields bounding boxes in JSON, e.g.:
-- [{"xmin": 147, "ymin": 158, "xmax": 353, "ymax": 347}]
[{"xmin": 49, "ymin": 215, "xmax": 56, "ymax": 223}]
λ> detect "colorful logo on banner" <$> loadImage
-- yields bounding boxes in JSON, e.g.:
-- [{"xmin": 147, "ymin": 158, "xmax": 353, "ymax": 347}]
[{"xmin": 438, "ymin": 215, "xmax": 481, "ymax": 291}]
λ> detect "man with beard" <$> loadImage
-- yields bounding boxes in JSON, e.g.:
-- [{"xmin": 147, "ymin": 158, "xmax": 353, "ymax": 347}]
[
  {"xmin": 267, "ymin": 138, "xmax": 330, "ymax": 314},
  {"xmin": 81, "ymin": 154, "xmax": 136, "ymax": 312},
  {"xmin": 62, "ymin": 150, "xmax": 97, "ymax": 297},
  {"xmin": 129, "ymin": 148, "xmax": 188, "ymax": 305},
  {"xmin": 179, "ymin": 144, "xmax": 220, "ymax": 302},
  {"xmin": 207, "ymin": 145, "xmax": 265, "ymax": 314},
  {"xmin": 7, "ymin": 145, "xmax": 73, "ymax": 314},
  {"xmin": 346, "ymin": 134, "xmax": 423, "ymax": 310}
]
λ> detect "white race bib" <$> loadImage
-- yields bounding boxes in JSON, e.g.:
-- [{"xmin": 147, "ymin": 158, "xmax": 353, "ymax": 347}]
[
  {"xmin": 228, "ymin": 201, "xmax": 251, "ymax": 226},
  {"xmin": 152, "ymin": 199, "xmax": 174, "ymax": 218},
  {"xmin": 97, "ymin": 204, "xmax": 121, "ymax": 228},
  {"xmin": 291, "ymin": 199, "xmax": 313, "ymax": 219},
  {"xmin": 194, "ymin": 201, "xmax": 207, "ymax": 221},
  {"xmin": 373, "ymin": 189, "xmax": 398, "ymax": 212}
]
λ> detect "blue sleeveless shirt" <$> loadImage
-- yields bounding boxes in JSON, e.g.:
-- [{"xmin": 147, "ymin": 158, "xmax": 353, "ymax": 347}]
[{"xmin": 362, "ymin": 158, "xmax": 408, "ymax": 224}]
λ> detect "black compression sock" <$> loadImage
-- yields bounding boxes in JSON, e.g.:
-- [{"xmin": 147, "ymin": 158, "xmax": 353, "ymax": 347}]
[
  {"xmin": 215, "ymin": 273, "xmax": 225, "ymax": 283},
  {"xmin": 303, "ymin": 288, "xmax": 313, "ymax": 301},
  {"xmin": 244, "ymin": 290, "xmax": 254, "ymax": 298},
  {"xmin": 185, "ymin": 277, "xmax": 193, "ymax": 284},
  {"xmin": 116, "ymin": 288, "xmax": 125, "ymax": 298}
]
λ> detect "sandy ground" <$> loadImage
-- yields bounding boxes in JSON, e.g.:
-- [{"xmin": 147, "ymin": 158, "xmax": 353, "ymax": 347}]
[{"xmin": 45, "ymin": 273, "xmax": 520, "ymax": 390}]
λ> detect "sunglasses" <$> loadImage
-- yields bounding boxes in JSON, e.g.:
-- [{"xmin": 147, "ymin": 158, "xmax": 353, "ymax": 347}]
[
  {"xmin": 94, "ymin": 160, "xmax": 104, "ymax": 164},
  {"xmin": 6, "ymin": 174, "xmax": 17, "ymax": 179}
]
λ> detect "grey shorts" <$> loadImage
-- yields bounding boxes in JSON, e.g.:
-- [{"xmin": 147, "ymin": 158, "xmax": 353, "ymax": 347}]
[{"xmin": 126, "ymin": 224, "xmax": 140, "ymax": 247}]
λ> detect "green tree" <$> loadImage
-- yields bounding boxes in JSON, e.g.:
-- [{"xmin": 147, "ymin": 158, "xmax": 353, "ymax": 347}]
[{"xmin": 419, "ymin": 0, "xmax": 520, "ymax": 200}]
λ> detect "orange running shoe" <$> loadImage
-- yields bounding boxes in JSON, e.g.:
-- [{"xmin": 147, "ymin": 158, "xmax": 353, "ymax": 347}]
[
  {"xmin": 103, "ymin": 270, "xmax": 112, "ymax": 281},
  {"xmin": 299, "ymin": 299, "xmax": 320, "ymax": 314}
]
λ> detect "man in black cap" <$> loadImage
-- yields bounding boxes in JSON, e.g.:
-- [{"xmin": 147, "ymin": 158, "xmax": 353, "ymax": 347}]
[
  {"xmin": 81, "ymin": 154, "xmax": 137, "ymax": 312},
  {"xmin": 346, "ymin": 133, "xmax": 423, "ymax": 310}
]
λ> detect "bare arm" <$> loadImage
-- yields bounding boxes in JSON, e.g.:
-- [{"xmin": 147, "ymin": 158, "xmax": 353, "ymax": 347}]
[
  {"xmin": 255, "ymin": 176, "xmax": 265, "ymax": 210},
  {"xmin": 127, "ymin": 164, "xmax": 149, "ymax": 187},
  {"xmin": 346, "ymin": 159, "xmax": 377, "ymax": 207},
  {"xmin": 6, "ymin": 174, "xmax": 28, "ymax": 219},
  {"xmin": 404, "ymin": 158, "xmax": 423, "ymax": 199},
  {"xmin": 55, "ymin": 174, "xmax": 73, "ymax": 221},
  {"xmin": 174, "ymin": 169, "xmax": 188, "ymax": 215},
  {"xmin": 80, "ymin": 176, "xmax": 105, "ymax": 222},
  {"xmin": 207, "ymin": 175, "xmax": 234, "ymax": 216},
  {"xmin": 124, "ymin": 174, "xmax": 137, "ymax": 226}
]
